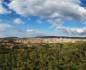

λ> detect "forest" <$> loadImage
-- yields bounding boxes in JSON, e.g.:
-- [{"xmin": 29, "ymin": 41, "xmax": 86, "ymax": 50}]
[{"xmin": 0, "ymin": 41, "xmax": 86, "ymax": 70}]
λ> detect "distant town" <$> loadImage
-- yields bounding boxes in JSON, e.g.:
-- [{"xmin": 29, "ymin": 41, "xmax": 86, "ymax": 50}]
[{"xmin": 0, "ymin": 36, "xmax": 86, "ymax": 44}]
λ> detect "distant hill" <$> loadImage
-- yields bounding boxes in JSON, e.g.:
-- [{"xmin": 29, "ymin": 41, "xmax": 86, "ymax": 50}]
[
  {"xmin": 35, "ymin": 36, "xmax": 86, "ymax": 39},
  {"xmin": 4, "ymin": 37, "xmax": 19, "ymax": 38},
  {"xmin": 0, "ymin": 36, "xmax": 86, "ymax": 39}
]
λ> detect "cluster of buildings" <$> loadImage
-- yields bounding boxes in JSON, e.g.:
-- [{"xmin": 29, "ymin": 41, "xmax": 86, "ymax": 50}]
[
  {"xmin": 0, "ymin": 37, "xmax": 86, "ymax": 44},
  {"xmin": 0, "ymin": 37, "xmax": 85, "ymax": 48},
  {"xmin": 10, "ymin": 37, "xmax": 86, "ymax": 44}
]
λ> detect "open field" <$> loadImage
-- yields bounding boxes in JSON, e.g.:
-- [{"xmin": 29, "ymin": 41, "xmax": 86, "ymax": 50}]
[{"xmin": 0, "ymin": 39, "xmax": 86, "ymax": 70}]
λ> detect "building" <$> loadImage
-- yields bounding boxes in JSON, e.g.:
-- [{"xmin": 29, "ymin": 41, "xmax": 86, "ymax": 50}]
[{"xmin": 0, "ymin": 37, "xmax": 86, "ymax": 44}]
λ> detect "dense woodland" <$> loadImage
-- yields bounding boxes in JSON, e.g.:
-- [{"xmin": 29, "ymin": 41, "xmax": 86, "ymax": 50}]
[{"xmin": 0, "ymin": 42, "xmax": 86, "ymax": 70}]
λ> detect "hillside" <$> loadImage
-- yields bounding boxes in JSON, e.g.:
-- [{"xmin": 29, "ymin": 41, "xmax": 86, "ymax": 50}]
[{"xmin": 0, "ymin": 41, "xmax": 86, "ymax": 70}]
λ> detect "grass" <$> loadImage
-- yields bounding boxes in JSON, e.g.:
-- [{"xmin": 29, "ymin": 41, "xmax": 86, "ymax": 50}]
[{"xmin": 0, "ymin": 42, "xmax": 86, "ymax": 70}]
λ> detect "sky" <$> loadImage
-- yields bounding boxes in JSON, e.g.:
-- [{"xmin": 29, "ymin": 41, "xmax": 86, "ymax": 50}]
[{"xmin": 0, "ymin": 0, "xmax": 86, "ymax": 37}]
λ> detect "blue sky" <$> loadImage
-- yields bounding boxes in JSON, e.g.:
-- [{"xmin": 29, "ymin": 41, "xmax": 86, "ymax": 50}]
[{"xmin": 0, "ymin": 0, "xmax": 86, "ymax": 37}]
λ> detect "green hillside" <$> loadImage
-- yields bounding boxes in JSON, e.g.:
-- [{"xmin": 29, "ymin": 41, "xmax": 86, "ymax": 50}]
[{"xmin": 0, "ymin": 42, "xmax": 86, "ymax": 70}]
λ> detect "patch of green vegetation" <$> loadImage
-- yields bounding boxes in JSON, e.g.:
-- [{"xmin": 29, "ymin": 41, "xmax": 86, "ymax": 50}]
[{"xmin": 0, "ymin": 42, "xmax": 86, "ymax": 70}]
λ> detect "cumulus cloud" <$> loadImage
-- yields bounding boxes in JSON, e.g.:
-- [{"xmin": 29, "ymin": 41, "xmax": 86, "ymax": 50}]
[
  {"xmin": 59, "ymin": 27, "xmax": 86, "ymax": 36},
  {"xmin": 0, "ymin": 23, "xmax": 12, "ymax": 37},
  {"xmin": 14, "ymin": 18, "xmax": 23, "ymax": 24},
  {"xmin": 26, "ymin": 29, "xmax": 47, "ymax": 37},
  {"xmin": 0, "ymin": 23, "xmax": 11, "ymax": 32},
  {"xmin": 0, "ymin": 0, "xmax": 10, "ymax": 14},
  {"xmin": 0, "ymin": 4, "xmax": 9, "ymax": 14},
  {"xmin": 8, "ymin": 0, "xmax": 86, "ymax": 22},
  {"xmin": 26, "ymin": 29, "xmax": 35, "ymax": 33},
  {"xmin": 0, "ymin": 23, "xmax": 26, "ymax": 37},
  {"xmin": 0, "ymin": 0, "xmax": 3, "ymax": 3}
]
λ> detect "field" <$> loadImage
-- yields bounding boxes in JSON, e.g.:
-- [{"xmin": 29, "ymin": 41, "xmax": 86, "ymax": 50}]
[{"xmin": 0, "ymin": 41, "xmax": 86, "ymax": 70}]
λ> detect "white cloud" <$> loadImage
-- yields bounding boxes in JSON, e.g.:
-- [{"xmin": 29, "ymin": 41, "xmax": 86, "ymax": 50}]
[
  {"xmin": 0, "ymin": 23, "xmax": 13, "ymax": 37},
  {"xmin": 0, "ymin": 0, "xmax": 11, "ymax": 14},
  {"xmin": 8, "ymin": 0, "xmax": 86, "ymax": 23},
  {"xmin": 14, "ymin": 18, "xmax": 23, "ymax": 24},
  {"xmin": 26, "ymin": 29, "xmax": 47, "ymax": 37},
  {"xmin": 59, "ymin": 27, "xmax": 86, "ymax": 36},
  {"xmin": 0, "ymin": 23, "xmax": 11, "ymax": 32},
  {"xmin": 0, "ymin": 4, "xmax": 10, "ymax": 14},
  {"xmin": 0, "ymin": 23, "xmax": 26, "ymax": 37},
  {"xmin": 26, "ymin": 29, "xmax": 45, "ymax": 34},
  {"xmin": 0, "ymin": 0, "xmax": 3, "ymax": 4},
  {"xmin": 26, "ymin": 29, "xmax": 35, "ymax": 33}
]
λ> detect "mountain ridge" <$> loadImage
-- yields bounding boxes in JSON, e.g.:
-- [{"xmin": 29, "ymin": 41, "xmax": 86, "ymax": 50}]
[
  {"xmin": 35, "ymin": 36, "xmax": 86, "ymax": 39},
  {"xmin": 0, "ymin": 36, "xmax": 86, "ymax": 39}
]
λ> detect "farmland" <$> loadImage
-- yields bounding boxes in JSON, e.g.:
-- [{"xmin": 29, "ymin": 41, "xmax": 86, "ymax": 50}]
[{"xmin": 0, "ymin": 38, "xmax": 86, "ymax": 70}]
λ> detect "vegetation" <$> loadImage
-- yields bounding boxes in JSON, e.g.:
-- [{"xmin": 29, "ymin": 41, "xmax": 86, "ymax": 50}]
[{"xmin": 0, "ymin": 42, "xmax": 86, "ymax": 70}]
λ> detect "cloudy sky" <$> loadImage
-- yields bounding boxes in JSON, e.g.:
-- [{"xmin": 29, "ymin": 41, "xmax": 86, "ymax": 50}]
[{"xmin": 0, "ymin": 0, "xmax": 86, "ymax": 37}]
